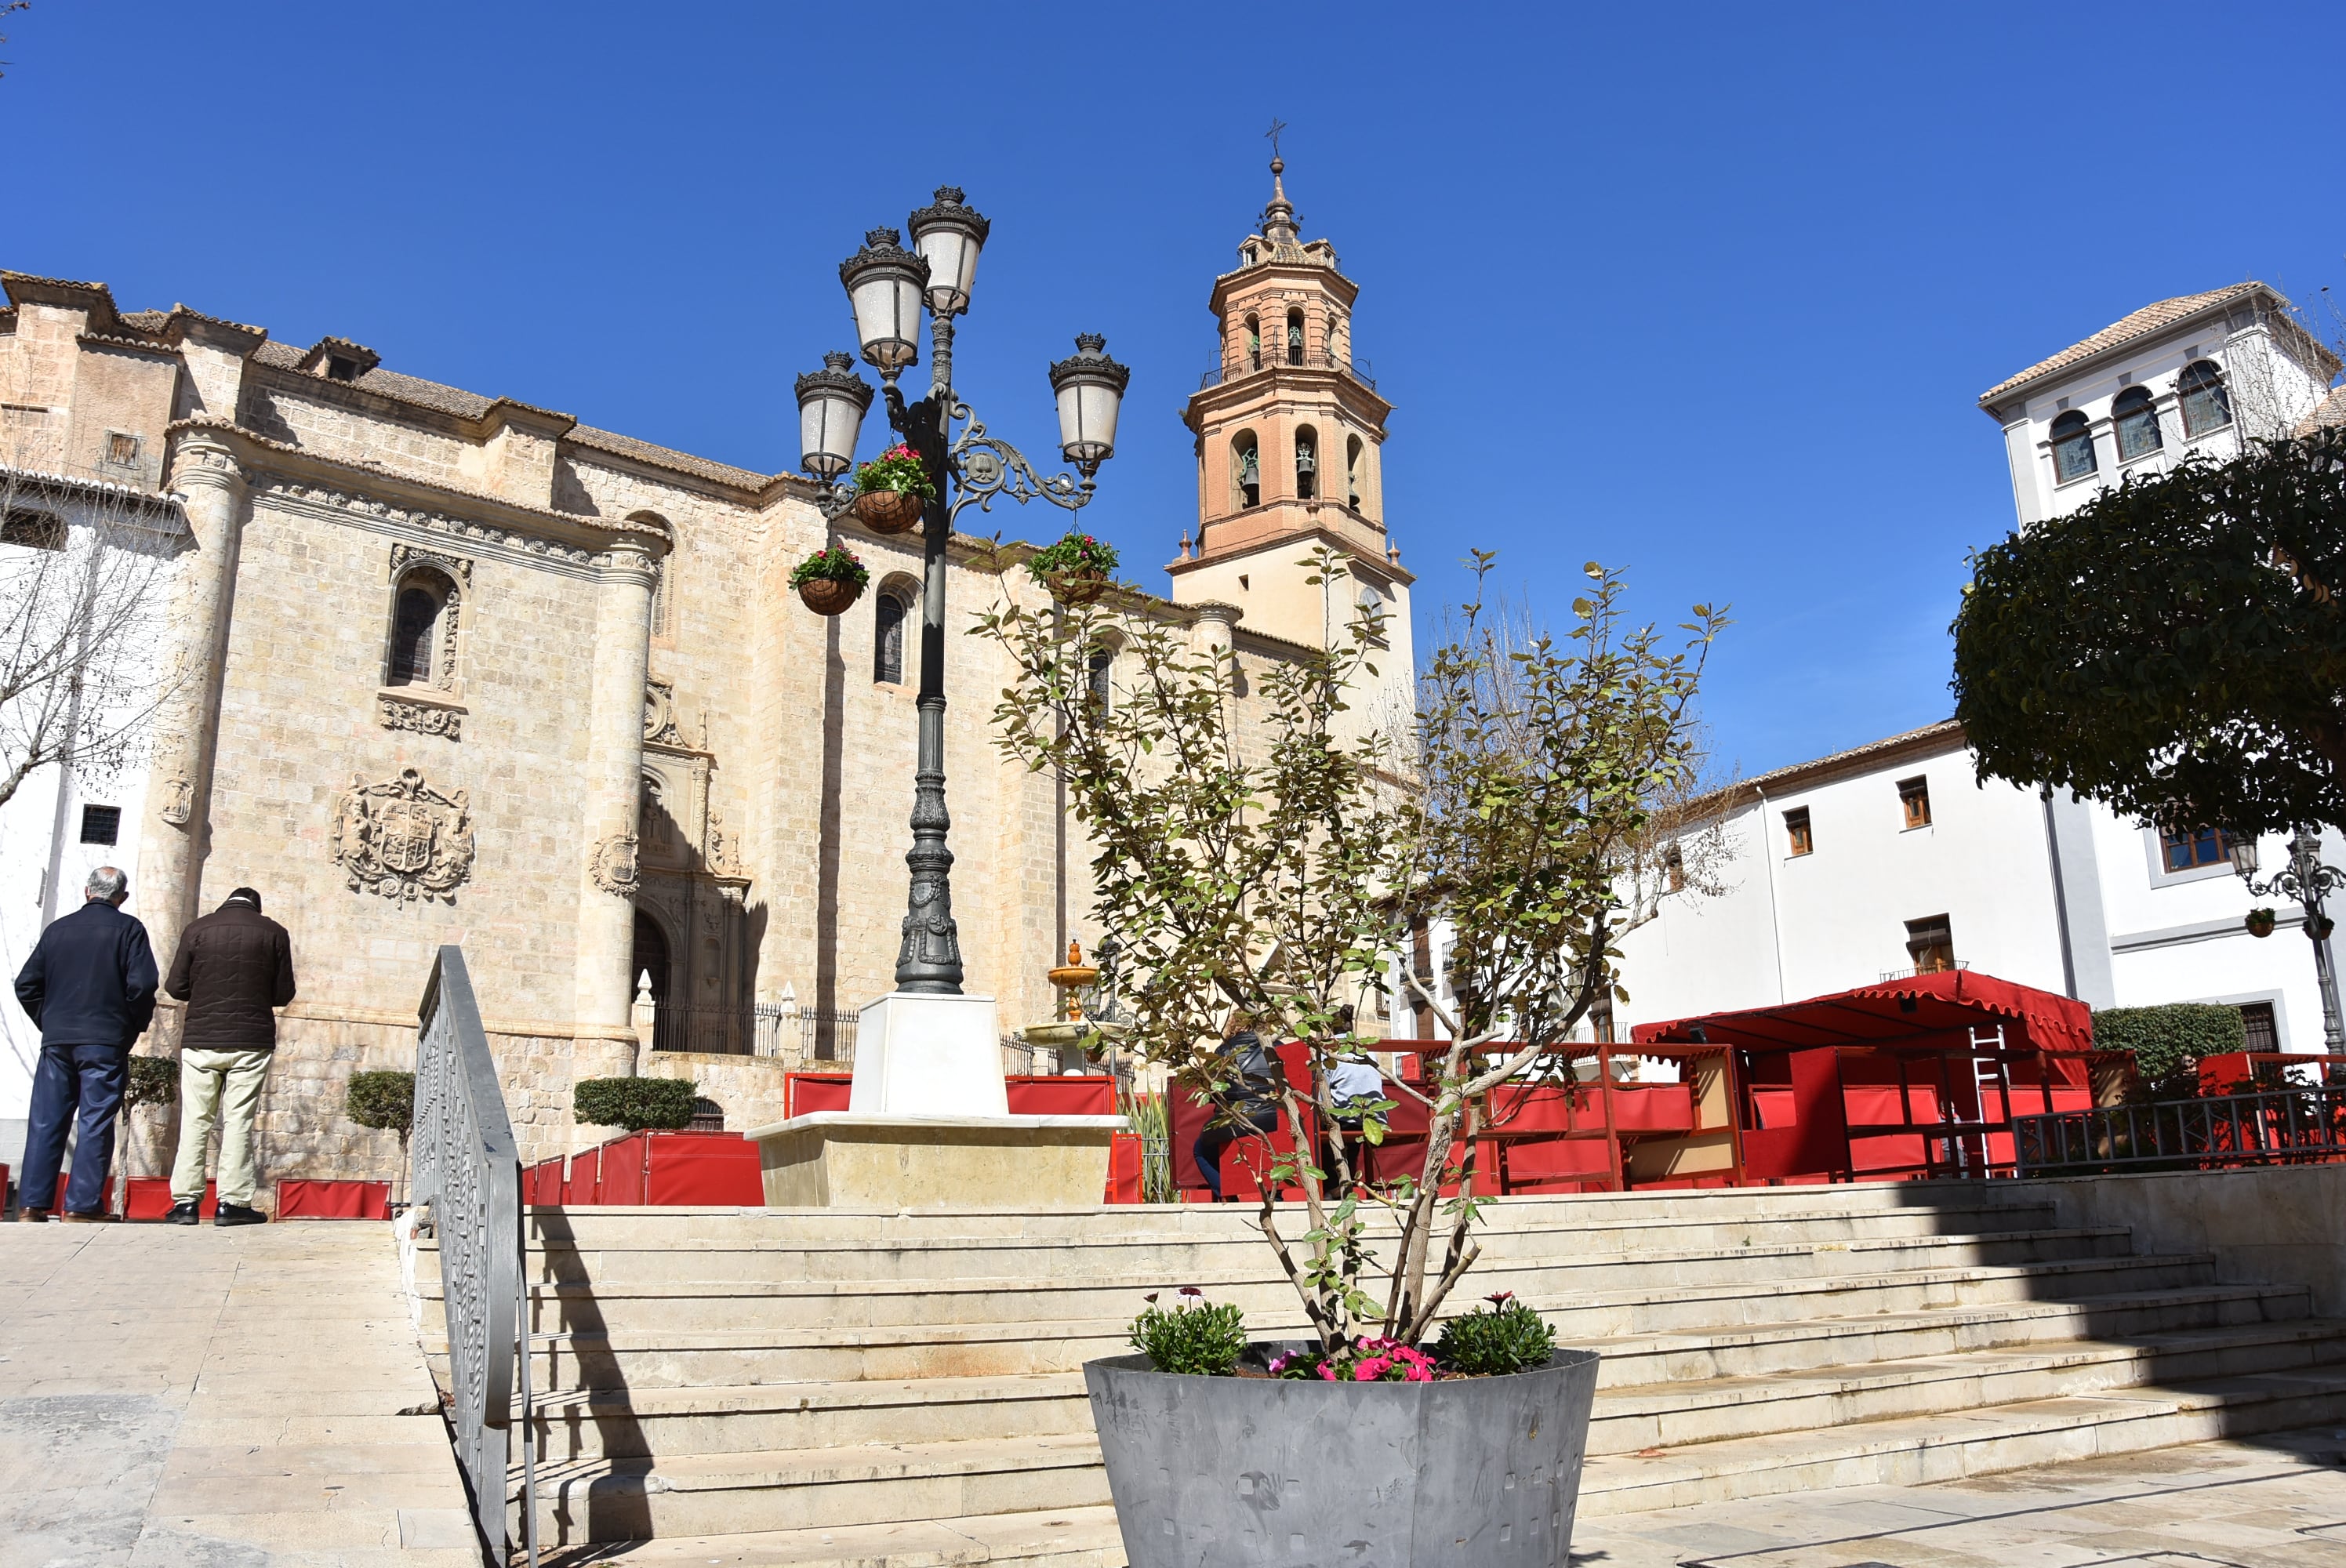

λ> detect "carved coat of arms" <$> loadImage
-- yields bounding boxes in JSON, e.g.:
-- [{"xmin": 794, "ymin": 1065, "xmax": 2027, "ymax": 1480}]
[{"xmin": 332, "ymin": 768, "xmax": 476, "ymax": 903}]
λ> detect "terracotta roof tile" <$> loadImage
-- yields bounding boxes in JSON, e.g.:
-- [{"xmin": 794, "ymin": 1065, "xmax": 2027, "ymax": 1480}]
[
  {"xmin": 1979, "ymin": 284, "xmax": 2262, "ymax": 406},
  {"xmin": 2294, "ymin": 385, "xmax": 2346, "ymax": 437},
  {"xmin": 568, "ymin": 425, "xmax": 779, "ymax": 491}
]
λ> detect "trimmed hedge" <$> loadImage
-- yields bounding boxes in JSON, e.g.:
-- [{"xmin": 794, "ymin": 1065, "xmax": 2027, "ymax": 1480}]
[
  {"xmin": 574, "ymin": 1076, "xmax": 698, "ymax": 1132},
  {"xmin": 2091, "ymin": 1004, "xmax": 2246, "ymax": 1087},
  {"xmin": 125, "ymin": 1055, "xmax": 177, "ymax": 1112},
  {"xmin": 346, "ymin": 1070, "xmax": 416, "ymax": 1135}
]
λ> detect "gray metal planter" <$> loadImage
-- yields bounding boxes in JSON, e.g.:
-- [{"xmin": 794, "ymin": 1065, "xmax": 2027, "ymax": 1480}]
[{"xmin": 1084, "ymin": 1344, "xmax": 1600, "ymax": 1566}]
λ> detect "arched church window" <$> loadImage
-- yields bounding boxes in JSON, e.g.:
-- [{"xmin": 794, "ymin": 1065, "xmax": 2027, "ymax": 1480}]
[
  {"xmin": 1346, "ymin": 434, "xmax": 1364, "ymax": 509},
  {"xmin": 874, "ymin": 586, "xmax": 910, "ymax": 684},
  {"xmin": 2050, "ymin": 410, "xmax": 2097, "ymax": 484},
  {"xmin": 387, "ymin": 568, "xmax": 456, "ymax": 687},
  {"xmin": 2113, "ymin": 385, "xmax": 2162, "ymax": 462},
  {"xmin": 1295, "ymin": 426, "xmax": 1318, "ymax": 499},
  {"xmin": 1233, "ymin": 430, "xmax": 1261, "ymax": 510},
  {"xmin": 1245, "ymin": 314, "xmax": 1262, "ymax": 371},
  {"xmin": 1286, "ymin": 310, "xmax": 1305, "ymax": 366},
  {"xmin": 2178, "ymin": 361, "xmax": 2232, "ymax": 438},
  {"xmin": 1086, "ymin": 645, "xmax": 1113, "ymax": 716}
]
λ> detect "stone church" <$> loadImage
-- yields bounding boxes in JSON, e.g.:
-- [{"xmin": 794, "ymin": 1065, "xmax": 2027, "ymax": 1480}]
[{"xmin": 0, "ymin": 161, "xmax": 1411, "ymax": 1181}]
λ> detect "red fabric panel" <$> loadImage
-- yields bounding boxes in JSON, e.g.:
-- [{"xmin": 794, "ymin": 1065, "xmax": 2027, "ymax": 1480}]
[
  {"xmin": 643, "ymin": 1132, "xmax": 764, "ymax": 1205},
  {"xmin": 1005, "ymin": 1076, "xmax": 1117, "ymax": 1116},
  {"xmin": 1741, "ymin": 1047, "xmax": 1849, "ymax": 1180},
  {"xmin": 1491, "ymin": 1135, "xmax": 1612, "ymax": 1178},
  {"xmin": 1632, "ymin": 970, "xmax": 2093, "ymax": 1054},
  {"xmin": 786, "ymin": 1073, "xmax": 852, "ymax": 1116},
  {"xmin": 1609, "ymin": 1084, "xmax": 1694, "ymax": 1132},
  {"xmin": 125, "ymin": 1178, "xmax": 210, "ymax": 1219},
  {"xmin": 1847, "ymin": 1134, "xmax": 1927, "ymax": 1175},
  {"xmin": 277, "ymin": 1180, "xmax": 390, "ymax": 1220},
  {"xmin": 1750, "ymin": 1087, "xmax": 1797, "ymax": 1129},
  {"xmin": 1106, "ymin": 1133, "xmax": 1142, "ymax": 1203},
  {"xmin": 597, "ymin": 1134, "xmax": 648, "ymax": 1206}
]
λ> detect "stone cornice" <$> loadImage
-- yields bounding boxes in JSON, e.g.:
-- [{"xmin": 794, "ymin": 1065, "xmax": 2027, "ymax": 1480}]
[
  {"xmin": 165, "ymin": 416, "xmax": 673, "ymax": 564},
  {"xmin": 1168, "ymin": 521, "xmax": 1416, "ymax": 588},
  {"xmin": 1183, "ymin": 365, "xmax": 1392, "ymax": 429}
]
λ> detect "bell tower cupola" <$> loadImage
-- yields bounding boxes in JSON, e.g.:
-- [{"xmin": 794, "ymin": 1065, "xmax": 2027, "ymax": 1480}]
[{"xmin": 1170, "ymin": 151, "xmax": 1408, "ymax": 653}]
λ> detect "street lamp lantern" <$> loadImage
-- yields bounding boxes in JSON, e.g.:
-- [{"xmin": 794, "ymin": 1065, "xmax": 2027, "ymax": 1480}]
[
  {"xmin": 839, "ymin": 227, "xmax": 929, "ymax": 376},
  {"xmin": 1048, "ymin": 334, "xmax": 1131, "ymax": 470},
  {"xmin": 2228, "ymin": 833, "xmax": 2261, "ymax": 879},
  {"xmin": 794, "ymin": 351, "xmax": 874, "ymax": 481},
  {"xmin": 907, "ymin": 186, "xmax": 989, "ymax": 314},
  {"xmin": 2236, "ymin": 824, "xmax": 2344, "ymax": 1051}
]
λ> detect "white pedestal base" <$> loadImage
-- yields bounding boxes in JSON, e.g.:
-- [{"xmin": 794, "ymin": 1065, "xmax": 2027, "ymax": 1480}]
[
  {"xmin": 849, "ymin": 992, "xmax": 1010, "ymax": 1116},
  {"xmin": 745, "ymin": 1112, "xmax": 1127, "ymax": 1208}
]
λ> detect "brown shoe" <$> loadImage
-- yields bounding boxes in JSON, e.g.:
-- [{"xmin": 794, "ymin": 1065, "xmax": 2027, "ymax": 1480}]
[
  {"xmin": 61, "ymin": 1210, "xmax": 119, "ymax": 1224},
  {"xmin": 15, "ymin": 1207, "xmax": 51, "ymax": 1222}
]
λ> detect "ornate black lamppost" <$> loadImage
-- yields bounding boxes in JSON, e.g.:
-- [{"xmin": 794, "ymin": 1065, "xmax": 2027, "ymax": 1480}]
[
  {"xmin": 2232, "ymin": 828, "xmax": 2346, "ymax": 1051},
  {"xmin": 794, "ymin": 188, "xmax": 1129, "ymax": 997}
]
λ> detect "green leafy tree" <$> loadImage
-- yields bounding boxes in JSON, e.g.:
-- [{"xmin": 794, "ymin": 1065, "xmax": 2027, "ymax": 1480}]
[
  {"xmin": 975, "ymin": 547, "xmax": 1720, "ymax": 1351},
  {"xmin": 1953, "ymin": 427, "xmax": 2346, "ymax": 838}
]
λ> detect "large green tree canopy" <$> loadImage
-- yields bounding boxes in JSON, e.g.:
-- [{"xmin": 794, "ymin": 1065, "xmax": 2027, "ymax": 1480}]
[{"xmin": 1953, "ymin": 425, "xmax": 2346, "ymax": 837}]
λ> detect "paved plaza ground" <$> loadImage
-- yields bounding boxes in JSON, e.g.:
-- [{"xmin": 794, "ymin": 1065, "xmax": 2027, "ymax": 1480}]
[
  {"xmin": 0, "ymin": 1222, "xmax": 476, "ymax": 1568},
  {"xmin": 3, "ymin": 1220, "xmax": 2342, "ymax": 1568}
]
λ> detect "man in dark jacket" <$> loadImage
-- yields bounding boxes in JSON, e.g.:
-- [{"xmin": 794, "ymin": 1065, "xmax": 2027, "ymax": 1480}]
[
  {"xmin": 13, "ymin": 866, "xmax": 159, "ymax": 1221},
  {"xmin": 1193, "ymin": 1022, "xmax": 1284, "ymax": 1202},
  {"xmin": 164, "ymin": 887, "xmax": 296, "ymax": 1227}
]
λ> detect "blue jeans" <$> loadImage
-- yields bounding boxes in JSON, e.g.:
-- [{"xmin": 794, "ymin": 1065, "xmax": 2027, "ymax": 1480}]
[{"xmin": 20, "ymin": 1042, "xmax": 128, "ymax": 1215}]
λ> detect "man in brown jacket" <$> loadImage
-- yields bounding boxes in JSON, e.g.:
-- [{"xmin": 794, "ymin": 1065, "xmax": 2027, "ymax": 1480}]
[{"xmin": 163, "ymin": 887, "xmax": 296, "ymax": 1226}]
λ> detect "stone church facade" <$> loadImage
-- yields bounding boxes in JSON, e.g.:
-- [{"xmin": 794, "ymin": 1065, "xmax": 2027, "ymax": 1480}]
[{"xmin": 0, "ymin": 163, "xmax": 1409, "ymax": 1185}]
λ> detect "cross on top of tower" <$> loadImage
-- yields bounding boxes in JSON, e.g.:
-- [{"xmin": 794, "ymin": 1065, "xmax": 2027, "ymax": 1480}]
[{"xmin": 1261, "ymin": 120, "xmax": 1298, "ymax": 246}]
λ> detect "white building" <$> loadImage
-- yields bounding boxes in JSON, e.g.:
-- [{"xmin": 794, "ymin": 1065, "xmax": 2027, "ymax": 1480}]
[
  {"xmin": 0, "ymin": 468, "xmax": 184, "ymax": 1124},
  {"xmin": 1611, "ymin": 285, "xmax": 2344, "ymax": 1053}
]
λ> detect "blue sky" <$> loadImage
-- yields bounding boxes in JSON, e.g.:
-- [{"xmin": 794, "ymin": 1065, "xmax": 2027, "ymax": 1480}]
[{"xmin": 5, "ymin": 2, "xmax": 2340, "ymax": 777}]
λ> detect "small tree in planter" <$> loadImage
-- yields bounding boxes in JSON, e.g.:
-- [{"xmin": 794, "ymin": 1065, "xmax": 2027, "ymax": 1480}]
[
  {"xmin": 346, "ymin": 1069, "xmax": 416, "ymax": 1206},
  {"xmin": 113, "ymin": 1055, "xmax": 178, "ymax": 1214},
  {"xmin": 574, "ymin": 1076, "xmax": 699, "ymax": 1133},
  {"xmin": 790, "ymin": 546, "xmax": 870, "ymax": 616},
  {"xmin": 978, "ymin": 547, "xmax": 1722, "ymax": 1564}
]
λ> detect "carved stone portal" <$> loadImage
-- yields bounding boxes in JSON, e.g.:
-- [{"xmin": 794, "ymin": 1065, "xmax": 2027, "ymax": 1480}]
[
  {"xmin": 332, "ymin": 768, "xmax": 476, "ymax": 903},
  {"xmin": 590, "ymin": 832, "xmax": 641, "ymax": 898}
]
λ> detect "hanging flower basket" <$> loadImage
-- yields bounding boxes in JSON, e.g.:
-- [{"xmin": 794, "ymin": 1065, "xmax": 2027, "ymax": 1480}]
[
  {"xmin": 2246, "ymin": 907, "xmax": 2278, "ymax": 938},
  {"xmin": 852, "ymin": 444, "xmax": 936, "ymax": 535},
  {"xmin": 790, "ymin": 546, "xmax": 869, "ymax": 616},
  {"xmin": 2315, "ymin": 916, "xmax": 2336, "ymax": 942},
  {"xmin": 1028, "ymin": 531, "xmax": 1118, "ymax": 606}
]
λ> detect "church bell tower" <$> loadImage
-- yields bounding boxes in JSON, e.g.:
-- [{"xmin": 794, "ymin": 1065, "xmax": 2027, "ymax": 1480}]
[{"xmin": 1169, "ymin": 154, "xmax": 1412, "ymax": 670}]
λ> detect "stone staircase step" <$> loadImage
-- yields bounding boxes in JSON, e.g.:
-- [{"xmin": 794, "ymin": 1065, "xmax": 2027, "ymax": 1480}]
[
  {"xmin": 532, "ymin": 1505, "xmax": 1126, "ymax": 1567},
  {"xmin": 514, "ymin": 1359, "xmax": 2346, "ymax": 1545},
  {"xmin": 1574, "ymin": 1362, "xmax": 2346, "ymax": 1515},
  {"xmin": 515, "ymin": 1315, "xmax": 2346, "ymax": 1465},
  {"xmin": 485, "ymin": 1229, "xmax": 2140, "ymax": 1334},
  {"xmin": 521, "ymin": 1433, "xmax": 1110, "ymax": 1546}
]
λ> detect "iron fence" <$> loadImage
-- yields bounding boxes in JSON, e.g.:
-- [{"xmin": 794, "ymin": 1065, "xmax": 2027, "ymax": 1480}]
[
  {"xmin": 2014, "ymin": 1084, "xmax": 2346, "ymax": 1178},
  {"xmin": 1198, "ymin": 350, "xmax": 1375, "ymax": 391},
  {"xmin": 410, "ymin": 946, "xmax": 535, "ymax": 1566}
]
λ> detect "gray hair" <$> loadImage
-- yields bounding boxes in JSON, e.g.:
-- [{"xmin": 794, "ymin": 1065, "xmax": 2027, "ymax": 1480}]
[{"xmin": 84, "ymin": 866, "xmax": 129, "ymax": 905}]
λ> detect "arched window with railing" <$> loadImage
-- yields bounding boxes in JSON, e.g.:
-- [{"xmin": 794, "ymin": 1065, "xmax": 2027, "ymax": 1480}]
[
  {"xmin": 387, "ymin": 566, "xmax": 458, "ymax": 688},
  {"xmin": 2178, "ymin": 360, "xmax": 2232, "ymax": 438},
  {"xmin": 1285, "ymin": 310, "xmax": 1305, "ymax": 366},
  {"xmin": 1295, "ymin": 426, "xmax": 1319, "ymax": 499},
  {"xmin": 2113, "ymin": 386, "xmax": 2163, "ymax": 462},
  {"xmin": 2050, "ymin": 410, "xmax": 2097, "ymax": 484},
  {"xmin": 1244, "ymin": 314, "xmax": 1262, "ymax": 371},
  {"xmin": 1232, "ymin": 430, "xmax": 1261, "ymax": 510},
  {"xmin": 1345, "ymin": 434, "xmax": 1364, "ymax": 510}
]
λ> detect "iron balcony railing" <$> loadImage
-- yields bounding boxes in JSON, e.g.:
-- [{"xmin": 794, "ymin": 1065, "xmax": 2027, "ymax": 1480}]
[
  {"xmin": 2014, "ymin": 1084, "xmax": 2346, "ymax": 1178},
  {"xmin": 411, "ymin": 946, "xmax": 536, "ymax": 1566},
  {"xmin": 1199, "ymin": 350, "xmax": 1376, "ymax": 391}
]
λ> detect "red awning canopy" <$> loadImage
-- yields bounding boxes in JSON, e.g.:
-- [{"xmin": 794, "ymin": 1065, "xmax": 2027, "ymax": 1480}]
[{"xmin": 1628, "ymin": 969, "xmax": 2094, "ymax": 1056}]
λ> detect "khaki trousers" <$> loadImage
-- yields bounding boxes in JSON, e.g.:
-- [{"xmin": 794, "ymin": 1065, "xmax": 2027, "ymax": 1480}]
[{"xmin": 172, "ymin": 1048, "xmax": 271, "ymax": 1207}]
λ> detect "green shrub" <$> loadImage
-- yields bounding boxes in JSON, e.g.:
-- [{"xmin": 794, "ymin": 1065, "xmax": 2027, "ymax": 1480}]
[
  {"xmin": 2092, "ymin": 1004, "xmax": 2245, "ymax": 1094},
  {"xmin": 1130, "ymin": 1288, "xmax": 1248, "ymax": 1376},
  {"xmin": 345, "ymin": 1070, "xmax": 415, "ymax": 1135},
  {"xmin": 1433, "ymin": 1292, "xmax": 1556, "ymax": 1377},
  {"xmin": 125, "ymin": 1055, "xmax": 177, "ymax": 1112},
  {"xmin": 574, "ymin": 1076, "xmax": 698, "ymax": 1132}
]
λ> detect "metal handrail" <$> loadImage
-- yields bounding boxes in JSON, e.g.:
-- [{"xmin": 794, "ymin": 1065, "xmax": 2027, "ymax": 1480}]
[
  {"xmin": 1198, "ymin": 350, "xmax": 1376, "ymax": 391},
  {"xmin": 412, "ymin": 946, "xmax": 536, "ymax": 1566},
  {"xmin": 2014, "ymin": 1084, "xmax": 2346, "ymax": 1178}
]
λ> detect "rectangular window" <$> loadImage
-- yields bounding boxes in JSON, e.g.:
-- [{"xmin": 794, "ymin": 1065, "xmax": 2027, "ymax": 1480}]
[
  {"xmin": 1783, "ymin": 807, "xmax": 1813, "ymax": 857},
  {"xmin": 1898, "ymin": 776, "xmax": 1931, "ymax": 830},
  {"xmin": 2159, "ymin": 825, "xmax": 2234, "ymax": 873},
  {"xmin": 104, "ymin": 431, "xmax": 139, "ymax": 466},
  {"xmin": 1905, "ymin": 915, "xmax": 1956, "ymax": 974},
  {"xmin": 78, "ymin": 804, "xmax": 121, "ymax": 846},
  {"xmin": 2239, "ymin": 1000, "xmax": 2278, "ymax": 1054}
]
